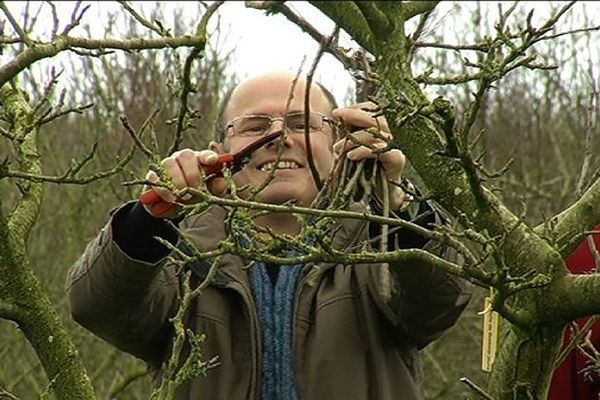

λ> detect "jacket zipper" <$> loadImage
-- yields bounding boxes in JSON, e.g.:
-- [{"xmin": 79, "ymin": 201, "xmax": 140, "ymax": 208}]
[{"xmin": 291, "ymin": 266, "xmax": 315, "ymax": 388}]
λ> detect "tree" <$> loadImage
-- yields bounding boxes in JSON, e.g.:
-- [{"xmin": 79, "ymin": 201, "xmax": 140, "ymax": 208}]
[
  {"xmin": 266, "ymin": 2, "xmax": 597, "ymax": 399},
  {"xmin": 1, "ymin": 1, "xmax": 599, "ymax": 400},
  {"xmin": 0, "ymin": 2, "xmax": 226, "ymax": 398}
]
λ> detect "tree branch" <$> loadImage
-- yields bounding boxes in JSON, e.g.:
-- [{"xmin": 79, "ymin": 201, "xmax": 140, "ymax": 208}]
[
  {"xmin": 119, "ymin": 1, "xmax": 171, "ymax": 36},
  {"xmin": 0, "ymin": 386, "xmax": 20, "ymax": 400},
  {"xmin": 310, "ymin": 1, "xmax": 376, "ymax": 54},
  {"xmin": 545, "ymin": 175, "xmax": 600, "ymax": 258},
  {"xmin": 0, "ymin": 35, "xmax": 207, "ymax": 88},
  {"xmin": 355, "ymin": 2, "xmax": 392, "ymax": 37},
  {"xmin": 303, "ymin": 26, "xmax": 339, "ymax": 191},
  {"xmin": 400, "ymin": 1, "xmax": 439, "ymax": 21},
  {"xmin": 0, "ymin": 1, "xmax": 31, "ymax": 46},
  {"xmin": 548, "ymin": 274, "xmax": 600, "ymax": 323},
  {"xmin": 0, "ymin": 86, "xmax": 42, "ymax": 242},
  {"xmin": 168, "ymin": 0, "xmax": 224, "ymax": 154},
  {"xmin": 2, "ymin": 145, "xmax": 135, "ymax": 185}
]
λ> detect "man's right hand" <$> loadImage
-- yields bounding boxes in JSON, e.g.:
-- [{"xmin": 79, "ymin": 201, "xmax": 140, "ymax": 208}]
[{"xmin": 142, "ymin": 148, "xmax": 228, "ymax": 219}]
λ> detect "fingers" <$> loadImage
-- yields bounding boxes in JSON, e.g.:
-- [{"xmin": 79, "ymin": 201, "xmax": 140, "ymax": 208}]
[
  {"xmin": 338, "ymin": 143, "xmax": 405, "ymax": 181},
  {"xmin": 162, "ymin": 151, "xmax": 196, "ymax": 190},
  {"xmin": 378, "ymin": 148, "xmax": 405, "ymax": 181},
  {"xmin": 331, "ymin": 101, "xmax": 404, "ymax": 180},
  {"xmin": 144, "ymin": 170, "xmax": 176, "ymax": 204},
  {"xmin": 147, "ymin": 148, "xmax": 223, "ymax": 202},
  {"xmin": 332, "ymin": 101, "xmax": 390, "ymax": 134},
  {"xmin": 207, "ymin": 178, "xmax": 228, "ymax": 198},
  {"xmin": 197, "ymin": 149, "xmax": 219, "ymax": 166},
  {"xmin": 332, "ymin": 130, "xmax": 404, "ymax": 183},
  {"xmin": 332, "ymin": 129, "xmax": 391, "ymax": 155}
]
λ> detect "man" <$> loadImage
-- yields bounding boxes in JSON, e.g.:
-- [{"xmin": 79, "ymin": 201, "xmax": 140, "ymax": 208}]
[{"xmin": 68, "ymin": 71, "xmax": 470, "ymax": 399}]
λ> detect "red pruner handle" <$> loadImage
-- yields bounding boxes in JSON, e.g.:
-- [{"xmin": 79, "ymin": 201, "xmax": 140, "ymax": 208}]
[
  {"xmin": 202, "ymin": 154, "xmax": 234, "ymax": 176},
  {"xmin": 139, "ymin": 189, "xmax": 162, "ymax": 206},
  {"xmin": 139, "ymin": 189, "xmax": 176, "ymax": 218},
  {"xmin": 139, "ymin": 154, "xmax": 234, "ymax": 218}
]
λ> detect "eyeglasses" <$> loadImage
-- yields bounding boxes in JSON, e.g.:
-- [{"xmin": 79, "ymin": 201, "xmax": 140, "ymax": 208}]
[{"xmin": 225, "ymin": 112, "xmax": 337, "ymax": 137}]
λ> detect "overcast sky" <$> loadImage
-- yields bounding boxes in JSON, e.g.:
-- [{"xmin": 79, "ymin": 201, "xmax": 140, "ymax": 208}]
[
  {"xmin": 206, "ymin": 2, "xmax": 356, "ymax": 103},
  {"xmin": 3, "ymin": 1, "xmax": 599, "ymax": 105}
]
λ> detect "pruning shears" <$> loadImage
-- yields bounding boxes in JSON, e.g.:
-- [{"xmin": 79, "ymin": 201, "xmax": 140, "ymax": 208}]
[{"xmin": 139, "ymin": 131, "xmax": 283, "ymax": 217}]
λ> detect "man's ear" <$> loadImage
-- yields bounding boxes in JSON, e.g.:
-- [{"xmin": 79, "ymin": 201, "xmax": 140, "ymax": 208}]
[{"xmin": 209, "ymin": 141, "xmax": 227, "ymax": 154}]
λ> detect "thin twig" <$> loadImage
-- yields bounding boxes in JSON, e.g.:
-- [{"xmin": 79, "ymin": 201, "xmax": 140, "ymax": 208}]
[
  {"xmin": 60, "ymin": 2, "xmax": 88, "ymax": 36},
  {"xmin": 108, "ymin": 368, "xmax": 149, "ymax": 399},
  {"xmin": 557, "ymin": 316, "xmax": 600, "ymax": 369},
  {"xmin": 0, "ymin": 2, "xmax": 31, "ymax": 46},
  {"xmin": 576, "ymin": 92, "xmax": 597, "ymax": 197},
  {"xmin": 120, "ymin": 110, "xmax": 160, "ymax": 161},
  {"xmin": 460, "ymin": 377, "xmax": 494, "ymax": 400},
  {"xmin": 304, "ymin": 26, "xmax": 339, "ymax": 190},
  {"xmin": 168, "ymin": 0, "xmax": 224, "ymax": 154},
  {"xmin": 119, "ymin": 1, "xmax": 171, "ymax": 36},
  {"xmin": 0, "ymin": 386, "xmax": 21, "ymax": 400}
]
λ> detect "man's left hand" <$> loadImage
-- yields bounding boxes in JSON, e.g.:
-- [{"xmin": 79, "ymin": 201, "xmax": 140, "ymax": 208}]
[{"xmin": 332, "ymin": 102, "xmax": 406, "ymax": 211}]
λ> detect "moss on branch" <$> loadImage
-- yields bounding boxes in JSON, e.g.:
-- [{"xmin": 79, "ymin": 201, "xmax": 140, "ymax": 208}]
[
  {"xmin": 309, "ymin": 1, "xmax": 376, "ymax": 53},
  {"xmin": 0, "ymin": 86, "xmax": 43, "ymax": 243},
  {"xmin": 400, "ymin": 1, "xmax": 439, "ymax": 21},
  {"xmin": 542, "ymin": 175, "xmax": 600, "ymax": 258},
  {"xmin": 0, "ymin": 84, "xmax": 96, "ymax": 399}
]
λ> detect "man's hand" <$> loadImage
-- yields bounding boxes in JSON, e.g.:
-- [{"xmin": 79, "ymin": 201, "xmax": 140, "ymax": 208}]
[
  {"xmin": 142, "ymin": 148, "xmax": 228, "ymax": 218},
  {"xmin": 332, "ymin": 102, "xmax": 407, "ymax": 211}
]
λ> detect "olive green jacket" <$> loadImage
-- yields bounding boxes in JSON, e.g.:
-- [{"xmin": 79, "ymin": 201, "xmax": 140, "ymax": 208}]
[{"xmin": 67, "ymin": 203, "xmax": 470, "ymax": 399}]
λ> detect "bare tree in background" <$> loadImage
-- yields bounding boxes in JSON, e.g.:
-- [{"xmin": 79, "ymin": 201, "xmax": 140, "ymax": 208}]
[{"xmin": 0, "ymin": 2, "xmax": 230, "ymax": 398}]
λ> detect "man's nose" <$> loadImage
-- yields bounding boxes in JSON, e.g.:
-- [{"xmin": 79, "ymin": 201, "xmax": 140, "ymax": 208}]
[
  {"xmin": 265, "ymin": 121, "xmax": 292, "ymax": 148},
  {"xmin": 269, "ymin": 119, "xmax": 286, "ymax": 133}
]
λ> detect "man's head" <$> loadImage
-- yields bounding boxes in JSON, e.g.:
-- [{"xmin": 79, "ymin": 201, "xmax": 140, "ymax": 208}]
[{"xmin": 211, "ymin": 71, "xmax": 338, "ymax": 207}]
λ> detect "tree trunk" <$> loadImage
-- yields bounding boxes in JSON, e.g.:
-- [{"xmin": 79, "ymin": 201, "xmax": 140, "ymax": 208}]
[
  {"xmin": 489, "ymin": 323, "xmax": 564, "ymax": 399},
  {"xmin": 0, "ymin": 85, "xmax": 96, "ymax": 399}
]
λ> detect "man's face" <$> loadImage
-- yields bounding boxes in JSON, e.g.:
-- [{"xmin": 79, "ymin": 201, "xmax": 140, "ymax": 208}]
[{"xmin": 220, "ymin": 72, "xmax": 336, "ymax": 207}]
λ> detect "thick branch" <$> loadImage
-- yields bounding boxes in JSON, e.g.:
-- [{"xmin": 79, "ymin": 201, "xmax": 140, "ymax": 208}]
[
  {"xmin": 0, "ymin": 86, "xmax": 42, "ymax": 243},
  {"xmin": 544, "ymin": 176, "xmax": 600, "ymax": 258},
  {"xmin": 400, "ymin": 1, "xmax": 439, "ymax": 21},
  {"xmin": 310, "ymin": 1, "xmax": 376, "ymax": 54},
  {"xmin": 355, "ymin": 2, "xmax": 392, "ymax": 37},
  {"xmin": 1, "ymin": 34, "xmax": 206, "ymax": 88},
  {"xmin": 547, "ymin": 274, "xmax": 600, "ymax": 324},
  {"xmin": 0, "ymin": 171, "xmax": 95, "ymax": 400}
]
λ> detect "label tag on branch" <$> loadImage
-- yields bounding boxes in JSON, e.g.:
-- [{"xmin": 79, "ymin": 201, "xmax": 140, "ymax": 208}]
[{"xmin": 480, "ymin": 291, "xmax": 499, "ymax": 372}]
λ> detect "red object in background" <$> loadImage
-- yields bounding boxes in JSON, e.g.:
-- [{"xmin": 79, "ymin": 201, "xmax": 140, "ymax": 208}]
[{"xmin": 549, "ymin": 225, "xmax": 600, "ymax": 399}]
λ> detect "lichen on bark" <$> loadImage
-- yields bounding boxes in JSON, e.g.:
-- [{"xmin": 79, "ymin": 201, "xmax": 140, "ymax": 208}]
[{"xmin": 0, "ymin": 85, "xmax": 96, "ymax": 399}]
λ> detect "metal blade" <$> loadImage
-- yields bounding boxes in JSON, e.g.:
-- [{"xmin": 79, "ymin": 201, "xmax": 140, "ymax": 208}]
[{"xmin": 230, "ymin": 130, "xmax": 284, "ymax": 172}]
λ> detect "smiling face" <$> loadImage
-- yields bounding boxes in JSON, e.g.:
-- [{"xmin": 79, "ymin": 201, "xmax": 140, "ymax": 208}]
[{"xmin": 219, "ymin": 71, "xmax": 336, "ymax": 207}]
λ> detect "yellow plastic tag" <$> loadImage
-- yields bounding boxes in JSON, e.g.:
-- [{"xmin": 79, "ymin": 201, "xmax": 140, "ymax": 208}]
[{"xmin": 480, "ymin": 294, "xmax": 499, "ymax": 372}]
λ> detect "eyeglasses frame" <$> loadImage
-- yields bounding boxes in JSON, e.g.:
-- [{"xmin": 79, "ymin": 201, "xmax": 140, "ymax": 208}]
[{"xmin": 223, "ymin": 111, "xmax": 339, "ymax": 138}]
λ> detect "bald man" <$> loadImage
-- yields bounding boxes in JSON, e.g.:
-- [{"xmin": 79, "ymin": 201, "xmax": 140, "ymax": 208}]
[{"xmin": 68, "ymin": 71, "xmax": 470, "ymax": 400}]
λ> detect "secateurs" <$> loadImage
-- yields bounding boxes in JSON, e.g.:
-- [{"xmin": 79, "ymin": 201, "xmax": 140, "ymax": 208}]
[{"xmin": 139, "ymin": 131, "xmax": 283, "ymax": 217}]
